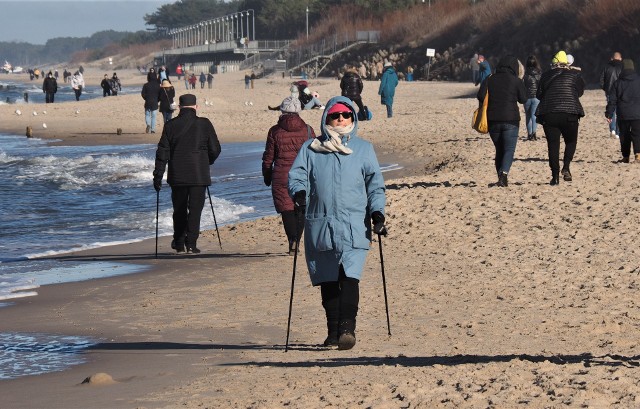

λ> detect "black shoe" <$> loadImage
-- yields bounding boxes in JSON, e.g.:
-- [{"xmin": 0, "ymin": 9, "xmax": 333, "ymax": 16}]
[
  {"xmin": 337, "ymin": 320, "xmax": 356, "ymax": 350},
  {"xmin": 323, "ymin": 335, "xmax": 339, "ymax": 347},
  {"xmin": 550, "ymin": 174, "xmax": 559, "ymax": 186},
  {"xmin": 171, "ymin": 239, "xmax": 185, "ymax": 253},
  {"xmin": 323, "ymin": 320, "xmax": 339, "ymax": 347},
  {"xmin": 145, "ymin": 125, "xmax": 150, "ymax": 133},
  {"xmin": 288, "ymin": 239, "xmax": 296, "ymax": 256},
  {"xmin": 186, "ymin": 246, "xmax": 201, "ymax": 254},
  {"xmin": 496, "ymin": 172, "xmax": 508, "ymax": 187},
  {"xmin": 561, "ymin": 168, "xmax": 572, "ymax": 181},
  {"xmin": 532, "ymin": 132, "xmax": 537, "ymax": 140}
]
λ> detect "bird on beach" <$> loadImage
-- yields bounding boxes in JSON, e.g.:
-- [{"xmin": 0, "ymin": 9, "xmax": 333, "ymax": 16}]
[
  {"xmin": 15, "ymin": 109, "xmax": 21, "ymax": 116},
  {"xmin": 42, "ymin": 110, "xmax": 47, "ymax": 115},
  {"xmin": 42, "ymin": 123, "xmax": 47, "ymax": 129},
  {"xmin": 75, "ymin": 110, "xmax": 80, "ymax": 115},
  {"xmin": 32, "ymin": 111, "xmax": 38, "ymax": 116}
]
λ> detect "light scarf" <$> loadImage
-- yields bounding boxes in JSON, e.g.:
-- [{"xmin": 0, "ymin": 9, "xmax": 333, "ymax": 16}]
[{"xmin": 310, "ymin": 123, "xmax": 354, "ymax": 154}]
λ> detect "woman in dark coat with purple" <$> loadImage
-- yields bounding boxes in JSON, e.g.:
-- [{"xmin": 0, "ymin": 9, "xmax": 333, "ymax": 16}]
[{"xmin": 262, "ymin": 96, "xmax": 316, "ymax": 254}]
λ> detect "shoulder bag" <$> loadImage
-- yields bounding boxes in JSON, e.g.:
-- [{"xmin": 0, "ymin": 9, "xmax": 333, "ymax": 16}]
[{"xmin": 472, "ymin": 86, "xmax": 489, "ymax": 134}]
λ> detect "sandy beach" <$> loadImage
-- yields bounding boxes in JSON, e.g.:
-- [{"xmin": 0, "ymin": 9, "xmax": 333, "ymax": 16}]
[{"xmin": 1, "ymin": 67, "xmax": 640, "ymax": 408}]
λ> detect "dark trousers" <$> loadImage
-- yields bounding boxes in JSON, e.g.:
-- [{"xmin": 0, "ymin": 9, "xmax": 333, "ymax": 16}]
[
  {"xmin": 171, "ymin": 186, "xmax": 206, "ymax": 247},
  {"xmin": 74, "ymin": 88, "xmax": 82, "ymax": 101},
  {"xmin": 45, "ymin": 93, "xmax": 55, "ymax": 103},
  {"xmin": 320, "ymin": 266, "xmax": 360, "ymax": 334},
  {"xmin": 617, "ymin": 119, "xmax": 640, "ymax": 157},
  {"xmin": 281, "ymin": 210, "xmax": 304, "ymax": 245},
  {"xmin": 542, "ymin": 113, "xmax": 580, "ymax": 175},
  {"xmin": 102, "ymin": 88, "xmax": 110, "ymax": 97}
]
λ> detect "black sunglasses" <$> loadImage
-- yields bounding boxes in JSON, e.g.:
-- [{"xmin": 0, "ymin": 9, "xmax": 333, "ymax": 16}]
[{"xmin": 327, "ymin": 111, "xmax": 353, "ymax": 120}]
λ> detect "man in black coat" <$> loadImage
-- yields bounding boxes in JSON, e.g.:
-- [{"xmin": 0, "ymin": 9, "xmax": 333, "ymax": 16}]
[
  {"xmin": 42, "ymin": 71, "xmax": 57, "ymax": 103},
  {"xmin": 606, "ymin": 59, "xmax": 640, "ymax": 163},
  {"xmin": 153, "ymin": 94, "xmax": 222, "ymax": 254},
  {"xmin": 141, "ymin": 72, "xmax": 161, "ymax": 133},
  {"xmin": 600, "ymin": 51, "xmax": 623, "ymax": 138}
]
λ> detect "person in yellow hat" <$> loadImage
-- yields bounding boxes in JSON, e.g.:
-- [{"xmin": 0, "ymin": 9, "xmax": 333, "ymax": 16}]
[{"xmin": 535, "ymin": 50, "xmax": 586, "ymax": 185}]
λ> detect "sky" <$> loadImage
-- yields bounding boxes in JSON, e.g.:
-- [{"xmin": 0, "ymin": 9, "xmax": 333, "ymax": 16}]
[{"xmin": 0, "ymin": 1, "xmax": 175, "ymax": 45}]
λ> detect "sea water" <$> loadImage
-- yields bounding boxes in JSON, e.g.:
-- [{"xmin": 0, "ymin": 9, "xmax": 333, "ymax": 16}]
[
  {"xmin": 0, "ymin": 132, "xmax": 400, "ymax": 379},
  {"xmin": 0, "ymin": 134, "xmax": 269, "ymax": 301},
  {"xmin": 0, "ymin": 75, "xmax": 140, "ymax": 105}
]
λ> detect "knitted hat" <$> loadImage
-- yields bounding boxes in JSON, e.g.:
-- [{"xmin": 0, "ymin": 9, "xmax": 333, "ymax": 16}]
[
  {"xmin": 279, "ymin": 96, "xmax": 301, "ymax": 113},
  {"xmin": 623, "ymin": 59, "xmax": 635, "ymax": 71},
  {"xmin": 552, "ymin": 50, "xmax": 568, "ymax": 65},
  {"xmin": 179, "ymin": 94, "xmax": 197, "ymax": 106},
  {"xmin": 326, "ymin": 102, "xmax": 351, "ymax": 115}
]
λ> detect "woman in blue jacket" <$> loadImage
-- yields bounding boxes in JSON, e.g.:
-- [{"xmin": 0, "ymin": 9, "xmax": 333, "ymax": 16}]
[
  {"xmin": 288, "ymin": 96, "xmax": 387, "ymax": 350},
  {"xmin": 378, "ymin": 62, "xmax": 399, "ymax": 118}
]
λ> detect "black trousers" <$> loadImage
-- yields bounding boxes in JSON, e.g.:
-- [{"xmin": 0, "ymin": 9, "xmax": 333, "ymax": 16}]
[
  {"xmin": 542, "ymin": 113, "xmax": 580, "ymax": 175},
  {"xmin": 171, "ymin": 185, "xmax": 206, "ymax": 247},
  {"xmin": 281, "ymin": 210, "xmax": 305, "ymax": 245},
  {"xmin": 617, "ymin": 119, "xmax": 640, "ymax": 157},
  {"xmin": 45, "ymin": 93, "xmax": 55, "ymax": 103},
  {"xmin": 74, "ymin": 88, "xmax": 82, "ymax": 101},
  {"xmin": 320, "ymin": 266, "xmax": 360, "ymax": 330}
]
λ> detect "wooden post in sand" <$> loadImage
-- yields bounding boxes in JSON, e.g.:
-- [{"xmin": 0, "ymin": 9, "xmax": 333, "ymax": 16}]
[{"xmin": 26, "ymin": 126, "xmax": 33, "ymax": 138}]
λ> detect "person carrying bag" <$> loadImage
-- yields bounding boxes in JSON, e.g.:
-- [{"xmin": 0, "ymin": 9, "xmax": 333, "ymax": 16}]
[{"xmin": 477, "ymin": 56, "xmax": 526, "ymax": 187}]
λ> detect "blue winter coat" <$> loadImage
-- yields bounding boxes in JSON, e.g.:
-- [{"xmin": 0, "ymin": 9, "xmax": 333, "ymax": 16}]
[
  {"xmin": 378, "ymin": 67, "xmax": 398, "ymax": 106},
  {"xmin": 289, "ymin": 96, "xmax": 386, "ymax": 285},
  {"xmin": 476, "ymin": 60, "xmax": 492, "ymax": 85}
]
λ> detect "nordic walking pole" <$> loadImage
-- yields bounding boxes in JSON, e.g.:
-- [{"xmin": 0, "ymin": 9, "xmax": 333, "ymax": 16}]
[
  {"xmin": 155, "ymin": 190, "xmax": 159, "ymax": 259},
  {"xmin": 378, "ymin": 233, "xmax": 391, "ymax": 336},
  {"xmin": 284, "ymin": 237, "xmax": 299, "ymax": 352},
  {"xmin": 285, "ymin": 210, "xmax": 304, "ymax": 352},
  {"xmin": 206, "ymin": 186, "xmax": 222, "ymax": 250}
]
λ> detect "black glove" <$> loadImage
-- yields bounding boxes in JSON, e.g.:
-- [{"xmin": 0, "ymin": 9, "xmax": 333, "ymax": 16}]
[
  {"xmin": 294, "ymin": 190, "xmax": 306, "ymax": 216},
  {"xmin": 371, "ymin": 211, "xmax": 387, "ymax": 236},
  {"xmin": 263, "ymin": 168, "xmax": 272, "ymax": 187},
  {"xmin": 153, "ymin": 178, "xmax": 162, "ymax": 192}
]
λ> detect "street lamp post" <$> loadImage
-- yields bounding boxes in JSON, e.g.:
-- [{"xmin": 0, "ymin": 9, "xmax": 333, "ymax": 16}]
[
  {"xmin": 306, "ymin": 7, "xmax": 309, "ymax": 39},
  {"xmin": 248, "ymin": 9, "xmax": 255, "ymax": 41}
]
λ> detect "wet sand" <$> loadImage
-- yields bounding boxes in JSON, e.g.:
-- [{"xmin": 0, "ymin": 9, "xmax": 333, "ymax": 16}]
[{"xmin": 1, "ymin": 68, "xmax": 639, "ymax": 408}]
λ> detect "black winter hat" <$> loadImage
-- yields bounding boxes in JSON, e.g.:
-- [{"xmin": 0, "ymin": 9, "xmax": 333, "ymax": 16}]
[{"xmin": 179, "ymin": 94, "xmax": 197, "ymax": 106}]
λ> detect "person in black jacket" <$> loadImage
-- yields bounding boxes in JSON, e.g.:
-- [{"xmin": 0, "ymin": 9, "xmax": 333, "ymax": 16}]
[
  {"xmin": 536, "ymin": 50, "xmax": 586, "ymax": 185},
  {"xmin": 606, "ymin": 59, "xmax": 640, "ymax": 163},
  {"xmin": 100, "ymin": 74, "xmax": 111, "ymax": 97},
  {"xmin": 141, "ymin": 72, "xmax": 161, "ymax": 133},
  {"xmin": 42, "ymin": 71, "xmax": 58, "ymax": 103},
  {"xmin": 340, "ymin": 67, "xmax": 365, "ymax": 114},
  {"xmin": 158, "ymin": 79, "xmax": 176, "ymax": 123},
  {"xmin": 523, "ymin": 55, "xmax": 542, "ymax": 140},
  {"xmin": 477, "ymin": 55, "xmax": 526, "ymax": 187},
  {"xmin": 600, "ymin": 51, "xmax": 623, "ymax": 138},
  {"xmin": 153, "ymin": 94, "xmax": 222, "ymax": 254}
]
